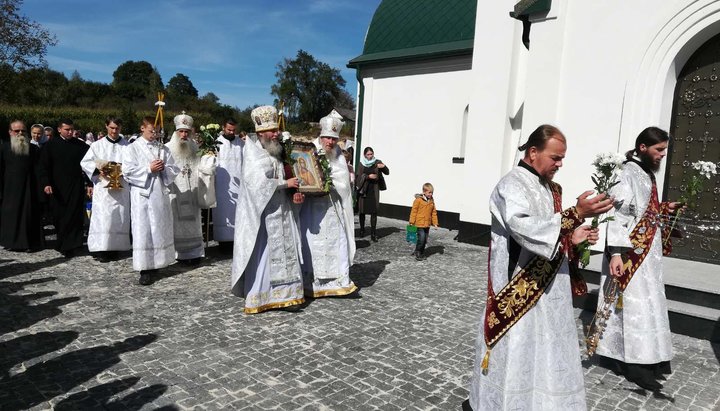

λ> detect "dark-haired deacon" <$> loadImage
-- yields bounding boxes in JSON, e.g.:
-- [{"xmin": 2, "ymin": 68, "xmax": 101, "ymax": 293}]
[
  {"xmin": 214, "ymin": 117, "xmax": 243, "ymax": 251},
  {"xmin": 39, "ymin": 119, "xmax": 91, "ymax": 258},
  {"xmin": 467, "ymin": 125, "xmax": 613, "ymax": 410},
  {"xmin": 0, "ymin": 120, "xmax": 44, "ymax": 251},
  {"xmin": 594, "ymin": 127, "xmax": 682, "ymax": 391},
  {"xmin": 80, "ymin": 116, "xmax": 131, "ymax": 262}
]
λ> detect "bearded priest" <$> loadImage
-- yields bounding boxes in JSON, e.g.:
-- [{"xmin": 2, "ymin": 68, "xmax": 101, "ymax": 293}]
[
  {"xmin": 299, "ymin": 110, "xmax": 357, "ymax": 298},
  {"xmin": 0, "ymin": 120, "xmax": 44, "ymax": 251},
  {"xmin": 166, "ymin": 112, "xmax": 217, "ymax": 266},
  {"xmin": 230, "ymin": 105, "xmax": 305, "ymax": 314}
]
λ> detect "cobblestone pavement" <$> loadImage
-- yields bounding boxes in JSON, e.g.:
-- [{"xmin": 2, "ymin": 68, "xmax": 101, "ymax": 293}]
[{"xmin": 1, "ymin": 217, "xmax": 718, "ymax": 410}]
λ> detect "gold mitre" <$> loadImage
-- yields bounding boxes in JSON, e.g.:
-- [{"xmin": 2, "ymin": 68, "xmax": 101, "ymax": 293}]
[
  {"xmin": 173, "ymin": 111, "xmax": 193, "ymax": 131},
  {"xmin": 319, "ymin": 110, "xmax": 344, "ymax": 139},
  {"xmin": 251, "ymin": 105, "xmax": 279, "ymax": 132}
]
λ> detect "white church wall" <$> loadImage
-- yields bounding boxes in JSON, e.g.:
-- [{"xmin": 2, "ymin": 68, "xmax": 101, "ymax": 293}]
[
  {"xmin": 351, "ymin": 0, "xmax": 720, "ymax": 236},
  {"xmin": 459, "ymin": 0, "xmax": 521, "ymax": 225},
  {"xmin": 358, "ymin": 58, "xmax": 473, "ymax": 214}
]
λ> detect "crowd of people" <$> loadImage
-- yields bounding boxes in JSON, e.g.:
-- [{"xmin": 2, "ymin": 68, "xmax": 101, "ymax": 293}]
[
  {"xmin": 0, "ymin": 106, "xmax": 363, "ymax": 312},
  {"xmin": 1, "ymin": 110, "xmax": 684, "ymax": 407}
]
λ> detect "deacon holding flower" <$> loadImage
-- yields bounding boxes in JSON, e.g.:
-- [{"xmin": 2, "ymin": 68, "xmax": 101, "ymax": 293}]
[
  {"xmin": 467, "ymin": 125, "xmax": 612, "ymax": 410},
  {"xmin": 593, "ymin": 127, "xmax": 684, "ymax": 391}
]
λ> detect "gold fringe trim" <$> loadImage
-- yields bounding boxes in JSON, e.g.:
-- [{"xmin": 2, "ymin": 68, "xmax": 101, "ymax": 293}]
[
  {"xmin": 244, "ymin": 297, "xmax": 305, "ymax": 314},
  {"xmin": 616, "ymin": 293, "xmax": 623, "ymax": 309},
  {"xmin": 307, "ymin": 284, "xmax": 358, "ymax": 298},
  {"xmin": 481, "ymin": 348, "xmax": 491, "ymax": 375}
]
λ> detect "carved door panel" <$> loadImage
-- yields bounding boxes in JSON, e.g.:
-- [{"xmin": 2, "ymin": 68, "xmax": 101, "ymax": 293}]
[{"xmin": 666, "ymin": 33, "xmax": 720, "ymax": 264}]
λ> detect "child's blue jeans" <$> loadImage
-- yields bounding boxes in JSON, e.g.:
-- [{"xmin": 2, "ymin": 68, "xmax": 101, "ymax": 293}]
[{"xmin": 415, "ymin": 227, "xmax": 430, "ymax": 254}]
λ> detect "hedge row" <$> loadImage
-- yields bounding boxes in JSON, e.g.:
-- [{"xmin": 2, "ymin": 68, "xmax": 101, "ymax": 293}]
[{"xmin": 0, "ymin": 105, "xmax": 221, "ymax": 135}]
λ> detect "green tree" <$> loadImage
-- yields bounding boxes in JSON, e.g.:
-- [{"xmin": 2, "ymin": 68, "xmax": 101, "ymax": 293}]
[
  {"xmin": 167, "ymin": 73, "xmax": 198, "ymax": 98},
  {"xmin": 0, "ymin": 0, "xmax": 57, "ymax": 84},
  {"xmin": 112, "ymin": 60, "xmax": 164, "ymax": 101},
  {"xmin": 271, "ymin": 49, "xmax": 351, "ymax": 122}
]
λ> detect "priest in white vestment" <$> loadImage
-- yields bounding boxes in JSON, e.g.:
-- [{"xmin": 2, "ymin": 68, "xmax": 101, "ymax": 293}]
[
  {"xmin": 596, "ymin": 127, "xmax": 680, "ymax": 391},
  {"xmin": 214, "ymin": 118, "xmax": 244, "ymax": 251},
  {"xmin": 122, "ymin": 116, "xmax": 180, "ymax": 285},
  {"xmin": 80, "ymin": 116, "xmax": 131, "ymax": 261},
  {"xmin": 230, "ymin": 105, "xmax": 305, "ymax": 314},
  {"xmin": 166, "ymin": 112, "xmax": 217, "ymax": 265},
  {"xmin": 468, "ymin": 125, "xmax": 612, "ymax": 411},
  {"xmin": 299, "ymin": 110, "xmax": 357, "ymax": 298}
]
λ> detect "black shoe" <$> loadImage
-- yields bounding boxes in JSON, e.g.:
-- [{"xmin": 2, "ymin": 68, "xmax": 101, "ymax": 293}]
[
  {"xmin": 280, "ymin": 304, "xmax": 303, "ymax": 312},
  {"xmin": 654, "ymin": 361, "xmax": 672, "ymax": 379},
  {"xmin": 178, "ymin": 257, "xmax": 202, "ymax": 267},
  {"xmin": 410, "ymin": 251, "xmax": 418, "ymax": 257},
  {"xmin": 94, "ymin": 251, "xmax": 112, "ymax": 263},
  {"xmin": 138, "ymin": 271, "xmax": 153, "ymax": 286},
  {"xmin": 625, "ymin": 363, "xmax": 662, "ymax": 391},
  {"xmin": 218, "ymin": 241, "xmax": 234, "ymax": 253},
  {"xmin": 359, "ymin": 229, "xmax": 366, "ymax": 237},
  {"xmin": 371, "ymin": 235, "xmax": 378, "ymax": 242},
  {"xmin": 62, "ymin": 249, "xmax": 76, "ymax": 259},
  {"xmin": 415, "ymin": 254, "xmax": 426, "ymax": 261}
]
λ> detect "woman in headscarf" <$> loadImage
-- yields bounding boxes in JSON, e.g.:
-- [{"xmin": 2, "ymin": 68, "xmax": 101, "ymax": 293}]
[{"xmin": 355, "ymin": 146, "xmax": 389, "ymax": 242}]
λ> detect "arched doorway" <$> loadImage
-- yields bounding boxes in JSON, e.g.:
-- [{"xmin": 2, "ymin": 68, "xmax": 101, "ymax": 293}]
[{"xmin": 666, "ymin": 32, "xmax": 720, "ymax": 264}]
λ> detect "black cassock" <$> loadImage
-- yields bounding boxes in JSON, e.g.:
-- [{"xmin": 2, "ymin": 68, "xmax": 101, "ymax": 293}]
[
  {"xmin": 0, "ymin": 142, "xmax": 44, "ymax": 250},
  {"xmin": 39, "ymin": 137, "xmax": 90, "ymax": 252}
]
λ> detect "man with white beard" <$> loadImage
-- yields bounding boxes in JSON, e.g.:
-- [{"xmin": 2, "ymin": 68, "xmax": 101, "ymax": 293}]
[
  {"xmin": 214, "ymin": 118, "xmax": 243, "ymax": 253},
  {"xmin": 230, "ymin": 105, "xmax": 305, "ymax": 314},
  {"xmin": 299, "ymin": 110, "xmax": 357, "ymax": 298},
  {"xmin": 166, "ymin": 112, "xmax": 217, "ymax": 265},
  {"xmin": 80, "ymin": 116, "xmax": 131, "ymax": 262},
  {"xmin": 0, "ymin": 120, "xmax": 43, "ymax": 251},
  {"xmin": 122, "ymin": 116, "xmax": 180, "ymax": 285}
]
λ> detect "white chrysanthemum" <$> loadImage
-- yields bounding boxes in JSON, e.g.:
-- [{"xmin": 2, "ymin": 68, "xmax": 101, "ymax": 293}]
[
  {"xmin": 200, "ymin": 125, "xmax": 206, "ymax": 131},
  {"xmin": 692, "ymin": 160, "xmax": 718, "ymax": 179},
  {"xmin": 592, "ymin": 152, "xmax": 624, "ymax": 168}
]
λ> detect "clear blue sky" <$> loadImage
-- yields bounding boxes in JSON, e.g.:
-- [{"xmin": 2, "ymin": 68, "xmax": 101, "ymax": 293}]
[{"xmin": 22, "ymin": 0, "xmax": 382, "ymax": 109}]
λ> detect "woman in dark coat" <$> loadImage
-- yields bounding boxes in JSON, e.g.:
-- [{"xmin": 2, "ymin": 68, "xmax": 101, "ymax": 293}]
[{"xmin": 355, "ymin": 146, "xmax": 389, "ymax": 242}]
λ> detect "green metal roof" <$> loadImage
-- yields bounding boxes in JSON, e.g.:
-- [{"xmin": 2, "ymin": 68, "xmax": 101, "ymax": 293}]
[{"xmin": 348, "ymin": 0, "xmax": 477, "ymax": 68}]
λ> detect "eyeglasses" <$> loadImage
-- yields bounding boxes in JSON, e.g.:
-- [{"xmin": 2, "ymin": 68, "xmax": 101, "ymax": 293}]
[{"xmin": 12, "ymin": 129, "xmax": 27, "ymax": 133}]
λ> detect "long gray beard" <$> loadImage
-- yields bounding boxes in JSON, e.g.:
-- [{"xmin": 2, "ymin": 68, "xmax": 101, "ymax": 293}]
[
  {"xmin": 168, "ymin": 135, "xmax": 197, "ymax": 162},
  {"xmin": 10, "ymin": 136, "xmax": 30, "ymax": 156},
  {"xmin": 260, "ymin": 138, "xmax": 283, "ymax": 160}
]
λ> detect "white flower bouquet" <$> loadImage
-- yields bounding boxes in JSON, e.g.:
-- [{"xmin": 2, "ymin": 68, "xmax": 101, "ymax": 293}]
[
  {"xmin": 198, "ymin": 123, "xmax": 222, "ymax": 155},
  {"xmin": 578, "ymin": 152, "xmax": 625, "ymax": 267}
]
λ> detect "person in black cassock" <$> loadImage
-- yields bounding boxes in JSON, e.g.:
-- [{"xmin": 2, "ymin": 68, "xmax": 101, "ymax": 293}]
[
  {"xmin": 0, "ymin": 120, "xmax": 44, "ymax": 251},
  {"xmin": 39, "ymin": 119, "xmax": 91, "ymax": 257}
]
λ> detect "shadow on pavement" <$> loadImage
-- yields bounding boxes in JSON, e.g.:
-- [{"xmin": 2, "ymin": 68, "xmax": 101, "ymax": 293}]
[
  {"xmin": 55, "ymin": 376, "xmax": 169, "ymax": 411},
  {"xmin": 350, "ymin": 260, "xmax": 391, "ymax": 288},
  {"xmin": 150, "ymin": 261, "xmax": 200, "ymax": 284},
  {"xmin": 0, "ymin": 330, "xmax": 79, "ymax": 378},
  {"xmin": 424, "ymin": 245, "xmax": 445, "ymax": 257},
  {"xmin": 0, "ymin": 290, "xmax": 79, "ymax": 335},
  {"xmin": 375, "ymin": 227, "xmax": 400, "ymax": 240},
  {"xmin": 355, "ymin": 239, "xmax": 371, "ymax": 249},
  {"xmin": 0, "ymin": 333, "xmax": 159, "ymax": 411},
  {"xmin": 0, "ymin": 256, "xmax": 66, "ymax": 280}
]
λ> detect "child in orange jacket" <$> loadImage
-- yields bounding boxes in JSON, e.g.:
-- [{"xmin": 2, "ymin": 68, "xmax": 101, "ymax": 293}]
[{"xmin": 408, "ymin": 182, "xmax": 438, "ymax": 260}]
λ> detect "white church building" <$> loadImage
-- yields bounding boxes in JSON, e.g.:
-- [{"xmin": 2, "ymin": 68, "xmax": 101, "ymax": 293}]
[{"xmin": 348, "ymin": 0, "xmax": 720, "ymax": 267}]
